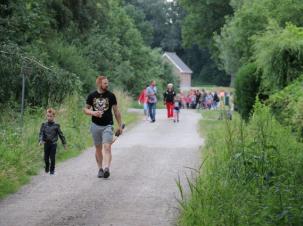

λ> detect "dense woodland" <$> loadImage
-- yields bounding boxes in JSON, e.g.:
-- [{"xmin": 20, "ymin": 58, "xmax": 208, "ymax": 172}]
[{"xmin": 0, "ymin": 0, "xmax": 231, "ymax": 109}]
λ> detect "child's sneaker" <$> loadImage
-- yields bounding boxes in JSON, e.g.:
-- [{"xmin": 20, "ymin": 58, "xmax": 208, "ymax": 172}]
[{"xmin": 103, "ymin": 167, "xmax": 110, "ymax": 178}]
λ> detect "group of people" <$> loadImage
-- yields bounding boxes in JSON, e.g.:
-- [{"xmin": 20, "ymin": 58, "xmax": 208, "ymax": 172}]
[
  {"xmin": 138, "ymin": 82, "xmax": 182, "ymax": 123},
  {"xmin": 172, "ymin": 89, "xmax": 233, "ymax": 111}
]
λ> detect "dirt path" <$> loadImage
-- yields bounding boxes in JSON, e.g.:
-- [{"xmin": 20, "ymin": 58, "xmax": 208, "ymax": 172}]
[{"xmin": 0, "ymin": 109, "xmax": 203, "ymax": 226}]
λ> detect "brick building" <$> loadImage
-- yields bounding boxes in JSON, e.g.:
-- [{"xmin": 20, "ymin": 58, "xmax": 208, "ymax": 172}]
[{"xmin": 163, "ymin": 52, "xmax": 192, "ymax": 89}]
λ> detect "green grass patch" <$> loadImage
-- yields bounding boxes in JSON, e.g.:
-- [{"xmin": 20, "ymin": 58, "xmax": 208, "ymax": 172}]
[
  {"xmin": 179, "ymin": 103, "xmax": 303, "ymax": 225},
  {"xmin": 130, "ymin": 100, "xmax": 142, "ymax": 109}
]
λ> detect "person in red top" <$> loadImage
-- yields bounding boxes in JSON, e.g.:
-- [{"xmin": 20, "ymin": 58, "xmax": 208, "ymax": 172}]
[{"xmin": 138, "ymin": 85, "xmax": 149, "ymax": 120}]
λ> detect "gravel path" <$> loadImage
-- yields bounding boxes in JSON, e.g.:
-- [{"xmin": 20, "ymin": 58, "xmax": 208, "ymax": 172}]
[{"xmin": 0, "ymin": 109, "xmax": 203, "ymax": 226}]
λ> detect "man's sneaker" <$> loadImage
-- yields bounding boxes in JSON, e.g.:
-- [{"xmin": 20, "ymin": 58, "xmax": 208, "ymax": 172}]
[
  {"xmin": 50, "ymin": 171, "xmax": 55, "ymax": 175},
  {"xmin": 103, "ymin": 167, "xmax": 110, "ymax": 178},
  {"xmin": 45, "ymin": 167, "xmax": 49, "ymax": 173},
  {"xmin": 98, "ymin": 168, "xmax": 104, "ymax": 178}
]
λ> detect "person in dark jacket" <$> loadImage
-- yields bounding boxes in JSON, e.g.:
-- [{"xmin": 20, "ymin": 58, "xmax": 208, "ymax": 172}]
[
  {"xmin": 163, "ymin": 83, "xmax": 176, "ymax": 119},
  {"xmin": 39, "ymin": 108, "xmax": 67, "ymax": 175}
]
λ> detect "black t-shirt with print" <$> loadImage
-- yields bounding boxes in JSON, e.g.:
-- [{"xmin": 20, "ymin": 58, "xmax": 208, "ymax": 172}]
[
  {"xmin": 86, "ymin": 90, "xmax": 117, "ymax": 126},
  {"xmin": 163, "ymin": 90, "xmax": 176, "ymax": 103}
]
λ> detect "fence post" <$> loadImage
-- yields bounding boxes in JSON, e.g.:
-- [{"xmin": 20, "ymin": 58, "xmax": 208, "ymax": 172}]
[{"xmin": 20, "ymin": 60, "xmax": 32, "ymax": 129}]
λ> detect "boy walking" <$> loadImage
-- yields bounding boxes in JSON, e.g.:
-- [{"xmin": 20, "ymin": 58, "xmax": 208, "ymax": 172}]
[{"xmin": 39, "ymin": 108, "xmax": 67, "ymax": 175}]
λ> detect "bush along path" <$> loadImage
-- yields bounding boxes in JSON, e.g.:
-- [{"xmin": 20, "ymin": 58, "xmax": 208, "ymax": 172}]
[{"xmin": 0, "ymin": 109, "xmax": 203, "ymax": 226}]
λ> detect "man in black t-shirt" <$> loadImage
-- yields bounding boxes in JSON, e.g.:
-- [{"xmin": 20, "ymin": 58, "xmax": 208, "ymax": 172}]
[{"xmin": 84, "ymin": 76, "xmax": 123, "ymax": 179}]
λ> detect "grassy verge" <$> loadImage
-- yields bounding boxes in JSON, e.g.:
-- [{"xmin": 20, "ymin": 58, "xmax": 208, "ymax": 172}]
[
  {"xmin": 0, "ymin": 91, "xmax": 139, "ymax": 199},
  {"xmin": 178, "ymin": 103, "xmax": 303, "ymax": 225}
]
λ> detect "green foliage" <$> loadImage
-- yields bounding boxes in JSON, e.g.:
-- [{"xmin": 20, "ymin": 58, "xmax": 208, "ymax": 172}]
[
  {"xmin": 179, "ymin": 103, "xmax": 303, "ymax": 225},
  {"xmin": 123, "ymin": 4, "xmax": 153, "ymax": 46},
  {"xmin": 214, "ymin": 0, "xmax": 303, "ymax": 85},
  {"xmin": 214, "ymin": 0, "xmax": 268, "ymax": 81},
  {"xmin": 266, "ymin": 75, "xmax": 303, "ymax": 139},
  {"xmin": 42, "ymin": 38, "xmax": 97, "ymax": 92},
  {"xmin": 253, "ymin": 23, "xmax": 303, "ymax": 91},
  {"xmin": 179, "ymin": 0, "xmax": 233, "ymax": 85},
  {"xmin": 0, "ymin": 0, "xmax": 53, "ymax": 44},
  {"xmin": 0, "ymin": 43, "xmax": 82, "ymax": 107},
  {"xmin": 235, "ymin": 63, "xmax": 260, "ymax": 120},
  {"xmin": 0, "ymin": 0, "xmax": 177, "ymax": 105},
  {"xmin": 180, "ymin": 0, "xmax": 233, "ymax": 48}
]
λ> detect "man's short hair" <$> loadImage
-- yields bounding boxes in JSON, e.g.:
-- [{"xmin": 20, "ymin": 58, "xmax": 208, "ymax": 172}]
[
  {"xmin": 47, "ymin": 108, "xmax": 56, "ymax": 116},
  {"xmin": 96, "ymin": 75, "xmax": 107, "ymax": 86}
]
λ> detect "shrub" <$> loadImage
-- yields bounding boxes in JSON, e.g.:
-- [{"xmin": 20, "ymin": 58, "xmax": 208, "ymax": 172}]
[
  {"xmin": 266, "ymin": 75, "xmax": 303, "ymax": 139},
  {"xmin": 253, "ymin": 23, "xmax": 303, "ymax": 91},
  {"xmin": 235, "ymin": 62, "xmax": 261, "ymax": 120}
]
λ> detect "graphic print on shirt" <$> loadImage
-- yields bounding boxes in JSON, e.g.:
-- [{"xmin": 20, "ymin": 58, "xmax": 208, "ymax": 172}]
[{"xmin": 93, "ymin": 97, "xmax": 109, "ymax": 118}]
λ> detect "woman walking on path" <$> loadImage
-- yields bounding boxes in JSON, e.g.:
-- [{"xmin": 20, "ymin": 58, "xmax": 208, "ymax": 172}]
[{"xmin": 163, "ymin": 83, "xmax": 176, "ymax": 119}]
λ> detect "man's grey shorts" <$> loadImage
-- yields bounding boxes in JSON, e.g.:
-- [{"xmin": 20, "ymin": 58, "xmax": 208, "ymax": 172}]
[{"xmin": 90, "ymin": 123, "xmax": 113, "ymax": 145}]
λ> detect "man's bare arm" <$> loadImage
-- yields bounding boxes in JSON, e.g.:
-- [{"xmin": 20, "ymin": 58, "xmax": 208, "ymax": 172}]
[
  {"xmin": 84, "ymin": 104, "xmax": 101, "ymax": 117},
  {"xmin": 113, "ymin": 105, "xmax": 122, "ymax": 129}
]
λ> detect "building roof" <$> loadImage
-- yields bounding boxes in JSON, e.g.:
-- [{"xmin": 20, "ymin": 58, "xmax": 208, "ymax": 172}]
[{"xmin": 163, "ymin": 52, "xmax": 193, "ymax": 74}]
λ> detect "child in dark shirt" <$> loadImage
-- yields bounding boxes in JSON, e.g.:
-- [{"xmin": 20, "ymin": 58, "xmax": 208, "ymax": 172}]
[{"xmin": 39, "ymin": 108, "xmax": 67, "ymax": 175}]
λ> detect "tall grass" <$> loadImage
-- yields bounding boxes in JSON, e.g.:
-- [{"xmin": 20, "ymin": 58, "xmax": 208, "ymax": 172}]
[
  {"xmin": 0, "ymin": 91, "xmax": 138, "ymax": 199},
  {"xmin": 178, "ymin": 103, "xmax": 303, "ymax": 225}
]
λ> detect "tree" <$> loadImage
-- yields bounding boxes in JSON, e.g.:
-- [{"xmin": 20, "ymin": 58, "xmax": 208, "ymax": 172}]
[
  {"xmin": 180, "ymin": 0, "xmax": 233, "ymax": 48},
  {"xmin": 253, "ymin": 22, "xmax": 303, "ymax": 92},
  {"xmin": 214, "ymin": 0, "xmax": 303, "ymax": 86}
]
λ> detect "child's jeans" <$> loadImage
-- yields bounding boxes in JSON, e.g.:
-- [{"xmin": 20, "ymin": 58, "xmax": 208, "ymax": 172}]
[{"xmin": 44, "ymin": 143, "xmax": 57, "ymax": 173}]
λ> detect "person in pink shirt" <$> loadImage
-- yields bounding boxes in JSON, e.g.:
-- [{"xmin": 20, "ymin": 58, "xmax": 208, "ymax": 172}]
[{"xmin": 138, "ymin": 85, "xmax": 149, "ymax": 120}]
